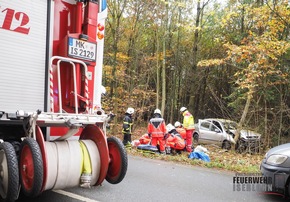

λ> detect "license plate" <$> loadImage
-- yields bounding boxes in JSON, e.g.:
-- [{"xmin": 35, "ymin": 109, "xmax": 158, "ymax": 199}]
[{"xmin": 68, "ymin": 37, "xmax": 97, "ymax": 61}]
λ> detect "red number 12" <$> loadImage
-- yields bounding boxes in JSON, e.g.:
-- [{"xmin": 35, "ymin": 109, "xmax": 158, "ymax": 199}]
[{"xmin": 1, "ymin": 8, "xmax": 30, "ymax": 35}]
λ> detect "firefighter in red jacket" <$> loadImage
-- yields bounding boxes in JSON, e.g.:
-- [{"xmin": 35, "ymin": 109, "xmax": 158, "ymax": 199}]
[
  {"xmin": 147, "ymin": 109, "xmax": 167, "ymax": 154},
  {"xmin": 174, "ymin": 121, "xmax": 187, "ymax": 140},
  {"xmin": 180, "ymin": 107, "xmax": 195, "ymax": 152},
  {"xmin": 166, "ymin": 123, "xmax": 186, "ymax": 152}
]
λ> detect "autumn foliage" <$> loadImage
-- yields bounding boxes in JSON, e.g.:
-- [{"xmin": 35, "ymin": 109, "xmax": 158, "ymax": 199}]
[{"xmin": 103, "ymin": 0, "xmax": 290, "ymax": 149}]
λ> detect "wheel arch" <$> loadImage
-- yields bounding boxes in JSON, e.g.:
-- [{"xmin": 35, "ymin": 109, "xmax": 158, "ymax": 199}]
[
  {"xmin": 222, "ymin": 139, "xmax": 232, "ymax": 150},
  {"xmin": 79, "ymin": 124, "xmax": 109, "ymax": 186}
]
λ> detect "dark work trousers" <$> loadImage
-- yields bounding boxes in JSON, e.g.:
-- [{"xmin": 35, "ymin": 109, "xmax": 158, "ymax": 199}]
[{"xmin": 123, "ymin": 133, "xmax": 132, "ymax": 145}]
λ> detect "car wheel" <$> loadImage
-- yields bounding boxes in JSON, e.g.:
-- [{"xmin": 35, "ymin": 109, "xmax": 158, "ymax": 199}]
[
  {"xmin": 193, "ymin": 133, "xmax": 199, "ymax": 144},
  {"xmin": 222, "ymin": 140, "xmax": 231, "ymax": 150},
  {"xmin": 285, "ymin": 181, "xmax": 290, "ymax": 198},
  {"xmin": 284, "ymin": 177, "xmax": 290, "ymax": 198},
  {"xmin": 235, "ymin": 139, "xmax": 247, "ymax": 153}
]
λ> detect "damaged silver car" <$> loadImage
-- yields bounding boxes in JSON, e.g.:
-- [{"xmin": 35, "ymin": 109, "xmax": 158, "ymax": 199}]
[{"xmin": 193, "ymin": 118, "xmax": 261, "ymax": 152}]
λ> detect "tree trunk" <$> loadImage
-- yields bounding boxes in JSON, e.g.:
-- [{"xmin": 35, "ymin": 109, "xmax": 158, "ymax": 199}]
[
  {"xmin": 161, "ymin": 0, "xmax": 168, "ymax": 116},
  {"xmin": 264, "ymin": 96, "xmax": 269, "ymax": 148},
  {"xmin": 278, "ymin": 86, "xmax": 283, "ymax": 145},
  {"xmin": 156, "ymin": 29, "xmax": 160, "ymax": 109},
  {"xmin": 192, "ymin": 1, "xmax": 201, "ymax": 71},
  {"xmin": 234, "ymin": 90, "xmax": 253, "ymax": 143}
]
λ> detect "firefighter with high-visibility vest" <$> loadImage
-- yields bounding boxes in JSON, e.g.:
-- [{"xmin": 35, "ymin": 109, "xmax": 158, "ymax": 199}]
[
  {"xmin": 122, "ymin": 107, "xmax": 134, "ymax": 146},
  {"xmin": 147, "ymin": 109, "xmax": 167, "ymax": 154},
  {"xmin": 180, "ymin": 107, "xmax": 195, "ymax": 152}
]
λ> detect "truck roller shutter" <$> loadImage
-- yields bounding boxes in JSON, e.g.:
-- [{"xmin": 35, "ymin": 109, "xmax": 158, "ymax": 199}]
[{"xmin": 0, "ymin": 0, "xmax": 49, "ymax": 112}]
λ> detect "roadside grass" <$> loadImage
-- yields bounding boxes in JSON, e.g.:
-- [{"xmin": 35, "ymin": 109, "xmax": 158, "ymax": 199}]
[{"xmin": 126, "ymin": 145, "xmax": 264, "ymax": 174}]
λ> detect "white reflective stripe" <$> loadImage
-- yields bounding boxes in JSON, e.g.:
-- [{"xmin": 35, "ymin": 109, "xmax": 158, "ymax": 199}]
[
  {"xmin": 150, "ymin": 118, "xmax": 164, "ymax": 122},
  {"xmin": 152, "ymin": 132, "xmax": 164, "ymax": 134}
]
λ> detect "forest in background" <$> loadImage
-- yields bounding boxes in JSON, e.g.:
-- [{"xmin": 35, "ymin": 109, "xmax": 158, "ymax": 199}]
[{"xmin": 101, "ymin": 0, "xmax": 290, "ymax": 148}]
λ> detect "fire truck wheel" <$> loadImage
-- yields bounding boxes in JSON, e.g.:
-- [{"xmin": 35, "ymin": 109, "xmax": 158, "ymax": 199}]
[
  {"xmin": 19, "ymin": 138, "xmax": 43, "ymax": 197},
  {"xmin": 0, "ymin": 142, "xmax": 19, "ymax": 201},
  {"xmin": 36, "ymin": 125, "xmax": 47, "ymax": 192},
  {"xmin": 105, "ymin": 136, "xmax": 128, "ymax": 184}
]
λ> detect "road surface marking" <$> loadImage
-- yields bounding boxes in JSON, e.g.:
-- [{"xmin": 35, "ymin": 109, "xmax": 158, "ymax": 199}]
[{"xmin": 53, "ymin": 190, "xmax": 100, "ymax": 202}]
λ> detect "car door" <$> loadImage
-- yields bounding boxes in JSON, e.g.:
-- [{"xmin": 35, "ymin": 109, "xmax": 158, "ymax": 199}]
[
  {"xmin": 210, "ymin": 121, "xmax": 224, "ymax": 142},
  {"xmin": 199, "ymin": 120, "xmax": 222, "ymax": 144}
]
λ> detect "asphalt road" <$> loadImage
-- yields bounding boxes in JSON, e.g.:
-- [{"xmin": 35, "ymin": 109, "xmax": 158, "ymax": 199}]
[{"xmin": 12, "ymin": 155, "xmax": 289, "ymax": 202}]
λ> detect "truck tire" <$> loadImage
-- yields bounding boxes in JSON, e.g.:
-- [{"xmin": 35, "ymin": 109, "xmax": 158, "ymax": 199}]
[
  {"xmin": 0, "ymin": 142, "xmax": 19, "ymax": 202},
  {"xmin": 105, "ymin": 136, "xmax": 128, "ymax": 184},
  {"xmin": 19, "ymin": 138, "xmax": 43, "ymax": 197}
]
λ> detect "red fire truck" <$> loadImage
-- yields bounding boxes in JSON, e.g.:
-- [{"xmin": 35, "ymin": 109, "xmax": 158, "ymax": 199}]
[{"xmin": 0, "ymin": 0, "xmax": 127, "ymax": 201}]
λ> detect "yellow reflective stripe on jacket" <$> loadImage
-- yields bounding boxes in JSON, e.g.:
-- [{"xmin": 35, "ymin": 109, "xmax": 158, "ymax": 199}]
[
  {"xmin": 182, "ymin": 111, "xmax": 195, "ymax": 130},
  {"xmin": 122, "ymin": 120, "xmax": 133, "ymax": 133}
]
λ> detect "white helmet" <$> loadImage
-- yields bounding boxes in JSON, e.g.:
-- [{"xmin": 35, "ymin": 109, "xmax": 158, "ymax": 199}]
[
  {"xmin": 180, "ymin": 107, "xmax": 187, "ymax": 112},
  {"xmin": 166, "ymin": 123, "xmax": 175, "ymax": 132},
  {"xmin": 154, "ymin": 108, "xmax": 161, "ymax": 115},
  {"xmin": 126, "ymin": 107, "xmax": 134, "ymax": 114},
  {"xmin": 174, "ymin": 121, "xmax": 181, "ymax": 128}
]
